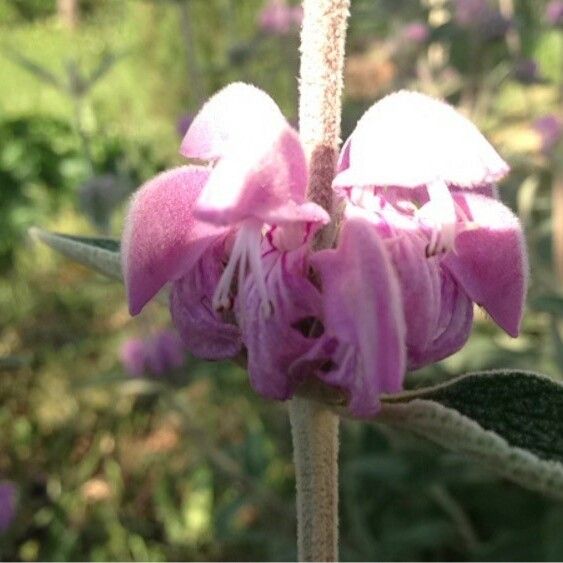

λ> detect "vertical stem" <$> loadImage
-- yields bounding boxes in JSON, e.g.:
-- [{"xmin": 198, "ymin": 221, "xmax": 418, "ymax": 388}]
[
  {"xmin": 289, "ymin": 397, "xmax": 340, "ymax": 562},
  {"xmin": 299, "ymin": 0, "xmax": 350, "ymax": 249},
  {"xmin": 291, "ymin": 1, "xmax": 350, "ymax": 561}
]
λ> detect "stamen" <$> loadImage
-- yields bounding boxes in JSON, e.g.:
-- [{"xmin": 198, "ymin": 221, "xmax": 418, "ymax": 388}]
[
  {"xmin": 212, "ymin": 220, "xmax": 272, "ymax": 317},
  {"xmin": 421, "ymin": 179, "xmax": 457, "ymax": 257}
]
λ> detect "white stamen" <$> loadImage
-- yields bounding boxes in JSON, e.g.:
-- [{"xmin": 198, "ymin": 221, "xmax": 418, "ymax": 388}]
[
  {"xmin": 212, "ymin": 220, "xmax": 272, "ymax": 317},
  {"xmin": 423, "ymin": 179, "xmax": 457, "ymax": 256}
]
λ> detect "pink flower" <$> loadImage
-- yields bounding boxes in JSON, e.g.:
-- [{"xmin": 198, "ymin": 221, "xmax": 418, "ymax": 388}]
[
  {"xmin": 122, "ymin": 84, "xmax": 527, "ymax": 417},
  {"xmin": 533, "ymin": 115, "xmax": 562, "ymax": 154},
  {"xmin": 546, "ymin": 0, "xmax": 563, "ymax": 27},
  {"xmin": 120, "ymin": 330, "xmax": 186, "ymax": 377},
  {"xmin": 258, "ymin": 0, "xmax": 303, "ymax": 35},
  {"xmin": 334, "ymin": 91, "xmax": 527, "ymax": 368},
  {"xmin": 401, "ymin": 21, "xmax": 430, "ymax": 45}
]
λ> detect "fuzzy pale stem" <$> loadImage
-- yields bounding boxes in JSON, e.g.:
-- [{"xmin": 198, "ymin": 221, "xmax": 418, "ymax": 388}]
[
  {"xmin": 290, "ymin": 1, "xmax": 350, "ymax": 561},
  {"xmin": 299, "ymin": 0, "xmax": 350, "ymax": 249},
  {"xmin": 289, "ymin": 397, "xmax": 340, "ymax": 562}
]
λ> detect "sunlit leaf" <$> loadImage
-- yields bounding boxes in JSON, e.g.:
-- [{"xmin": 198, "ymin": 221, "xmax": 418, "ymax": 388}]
[{"xmin": 30, "ymin": 228, "xmax": 122, "ymax": 280}]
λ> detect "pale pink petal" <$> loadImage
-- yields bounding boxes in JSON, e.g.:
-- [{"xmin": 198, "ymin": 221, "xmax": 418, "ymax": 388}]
[
  {"xmin": 180, "ymin": 82, "xmax": 309, "ymax": 226},
  {"xmin": 443, "ymin": 193, "xmax": 528, "ymax": 336},
  {"xmin": 334, "ymin": 90, "xmax": 509, "ymax": 190},
  {"xmin": 181, "ymin": 82, "xmax": 287, "ymax": 161},
  {"xmin": 121, "ymin": 166, "xmax": 225, "ymax": 315},
  {"xmin": 308, "ymin": 219, "xmax": 406, "ymax": 417},
  {"xmin": 194, "ymin": 126, "xmax": 309, "ymax": 225}
]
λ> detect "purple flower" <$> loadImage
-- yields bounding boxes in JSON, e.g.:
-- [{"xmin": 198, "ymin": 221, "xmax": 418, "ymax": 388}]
[
  {"xmin": 401, "ymin": 21, "xmax": 430, "ymax": 45},
  {"xmin": 121, "ymin": 84, "xmax": 527, "ymax": 417},
  {"xmin": 546, "ymin": 1, "xmax": 563, "ymax": 27},
  {"xmin": 533, "ymin": 115, "xmax": 562, "ymax": 154},
  {"xmin": 0, "ymin": 481, "xmax": 17, "ymax": 533},
  {"xmin": 454, "ymin": 0, "xmax": 489, "ymax": 26},
  {"xmin": 120, "ymin": 330, "xmax": 186, "ymax": 377},
  {"xmin": 513, "ymin": 58, "xmax": 541, "ymax": 84},
  {"xmin": 454, "ymin": 0, "xmax": 511, "ymax": 40},
  {"xmin": 258, "ymin": 0, "xmax": 303, "ymax": 35}
]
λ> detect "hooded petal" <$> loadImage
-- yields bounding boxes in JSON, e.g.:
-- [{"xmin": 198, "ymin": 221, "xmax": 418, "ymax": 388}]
[
  {"xmin": 334, "ymin": 90, "xmax": 509, "ymax": 190},
  {"xmin": 181, "ymin": 82, "xmax": 287, "ymax": 161},
  {"xmin": 170, "ymin": 240, "xmax": 242, "ymax": 360},
  {"xmin": 121, "ymin": 166, "xmax": 225, "ymax": 315},
  {"xmin": 443, "ymin": 192, "xmax": 528, "ymax": 337},
  {"xmin": 181, "ymin": 83, "xmax": 309, "ymax": 226},
  {"xmin": 308, "ymin": 219, "xmax": 406, "ymax": 417},
  {"xmin": 237, "ymin": 245, "xmax": 324, "ymax": 400}
]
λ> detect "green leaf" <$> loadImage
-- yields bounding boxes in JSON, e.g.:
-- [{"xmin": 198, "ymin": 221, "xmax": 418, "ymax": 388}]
[
  {"xmin": 377, "ymin": 370, "xmax": 563, "ymax": 499},
  {"xmin": 29, "ymin": 228, "xmax": 122, "ymax": 281},
  {"xmin": 531, "ymin": 294, "xmax": 563, "ymax": 316}
]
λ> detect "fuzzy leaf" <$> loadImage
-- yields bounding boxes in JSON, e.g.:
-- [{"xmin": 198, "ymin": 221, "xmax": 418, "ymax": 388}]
[
  {"xmin": 29, "ymin": 228, "xmax": 122, "ymax": 280},
  {"xmin": 377, "ymin": 370, "xmax": 563, "ymax": 498}
]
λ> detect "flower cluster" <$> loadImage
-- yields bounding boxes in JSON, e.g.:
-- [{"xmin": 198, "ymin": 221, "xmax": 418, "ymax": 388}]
[{"xmin": 122, "ymin": 83, "xmax": 527, "ymax": 417}]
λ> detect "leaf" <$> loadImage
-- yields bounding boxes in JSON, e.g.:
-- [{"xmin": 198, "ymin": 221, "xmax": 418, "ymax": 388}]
[
  {"xmin": 29, "ymin": 228, "xmax": 122, "ymax": 281},
  {"xmin": 377, "ymin": 370, "xmax": 563, "ymax": 499},
  {"xmin": 531, "ymin": 294, "xmax": 563, "ymax": 316},
  {"xmin": 30, "ymin": 228, "xmax": 171, "ymax": 305}
]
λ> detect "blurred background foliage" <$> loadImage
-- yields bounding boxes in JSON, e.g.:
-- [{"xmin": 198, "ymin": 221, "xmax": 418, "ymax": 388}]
[{"xmin": 0, "ymin": 0, "xmax": 562, "ymax": 560}]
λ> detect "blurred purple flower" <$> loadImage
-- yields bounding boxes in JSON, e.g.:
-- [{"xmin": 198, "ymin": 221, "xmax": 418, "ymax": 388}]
[
  {"xmin": 401, "ymin": 21, "xmax": 430, "ymax": 44},
  {"xmin": 454, "ymin": 0, "xmax": 511, "ymax": 40},
  {"xmin": 120, "ymin": 330, "xmax": 186, "ymax": 378},
  {"xmin": 120, "ymin": 337, "xmax": 146, "ymax": 377},
  {"xmin": 533, "ymin": 115, "xmax": 562, "ymax": 154},
  {"xmin": 258, "ymin": 0, "xmax": 303, "ymax": 35},
  {"xmin": 455, "ymin": 0, "xmax": 488, "ymax": 26},
  {"xmin": 546, "ymin": 1, "xmax": 563, "ymax": 27},
  {"xmin": 177, "ymin": 113, "xmax": 194, "ymax": 138},
  {"xmin": 513, "ymin": 58, "xmax": 541, "ymax": 84},
  {"xmin": 0, "ymin": 481, "xmax": 17, "ymax": 533}
]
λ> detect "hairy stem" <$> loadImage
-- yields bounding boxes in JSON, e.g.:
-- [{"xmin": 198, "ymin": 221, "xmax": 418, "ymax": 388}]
[
  {"xmin": 291, "ymin": 1, "xmax": 350, "ymax": 561},
  {"xmin": 299, "ymin": 0, "xmax": 350, "ymax": 250},
  {"xmin": 289, "ymin": 397, "xmax": 340, "ymax": 561}
]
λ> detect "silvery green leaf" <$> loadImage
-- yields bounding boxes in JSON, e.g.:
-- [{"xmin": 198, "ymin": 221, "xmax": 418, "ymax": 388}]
[
  {"xmin": 377, "ymin": 370, "xmax": 563, "ymax": 499},
  {"xmin": 29, "ymin": 228, "xmax": 122, "ymax": 281},
  {"xmin": 30, "ymin": 228, "xmax": 171, "ymax": 305}
]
